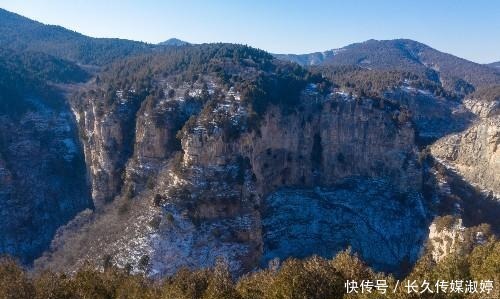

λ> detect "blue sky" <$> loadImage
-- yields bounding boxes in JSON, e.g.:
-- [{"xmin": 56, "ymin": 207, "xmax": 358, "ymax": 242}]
[{"xmin": 0, "ymin": 0, "xmax": 498, "ymax": 63}]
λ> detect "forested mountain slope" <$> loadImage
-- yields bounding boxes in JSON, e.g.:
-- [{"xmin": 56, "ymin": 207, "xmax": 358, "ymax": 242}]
[
  {"xmin": 276, "ymin": 39, "xmax": 500, "ymax": 95},
  {"xmin": 0, "ymin": 8, "xmax": 152, "ymax": 65}
]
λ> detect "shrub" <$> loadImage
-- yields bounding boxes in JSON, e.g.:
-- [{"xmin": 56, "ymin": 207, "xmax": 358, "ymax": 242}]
[
  {"xmin": 0, "ymin": 235, "xmax": 498, "ymax": 299},
  {"xmin": 153, "ymin": 194, "xmax": 163, "ymax": 207},
  {"xmin": 204, "ymin": 261, "xmax": 240, "ymax": 299},
  {"xmin": 0, "ymin": 257, "xmax": 35, "ymax": 299},
  {"xmin": 162, "ymin": 268, "xmax": 210, "ymax": 299},
  {"xmin": 166, "ymin": 213, "xmax": 175, "ymax": 224},
  {"xmin": 118, "ymin": 200, "xmax": 131, "ymax": 215},
  {"xmin": 434, "ymin": 215, "xmax": 457, "ymax": 232},
  {"xmin": 146, "ymin": 176, "xmax": 156, "ymax": 189},
  {"xmin": 267, "ymin": 257, "xmax": 344, "ymax": 299},
  {"xmin": 149, "ymin": 216, "xmax": 162, "ymax": 230}
]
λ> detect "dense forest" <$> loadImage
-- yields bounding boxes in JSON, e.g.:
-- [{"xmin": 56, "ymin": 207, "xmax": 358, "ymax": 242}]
[
  {"xmin": 279, "ymin": 39, "xmax": 500, "ymax": 96},
  {"xmin": 96, "ymin": 43, "xmax": 276, "ymax": 89},
  {"xmin": 0, "ymin": 8, "xmax": 152, "ymax": 65},
  {"xmin": 79, "ymin": 43, "xmax": 329, "ymax": 133},
  {"xmin": 312, "ymin": 65, "xmax": 455, "ymax": 99},
  {"xmin": 0, "ymin": 47, "xmax": 88, "ymax": 114},
  {"xmin": 324, "ymin": 39, "xmax": 500, "ymax": 91}
]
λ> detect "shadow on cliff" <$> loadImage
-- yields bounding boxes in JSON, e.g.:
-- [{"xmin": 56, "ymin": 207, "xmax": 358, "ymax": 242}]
[
  {"xmin": 389, "ymin": 90, "xmax": 477, "ymax": 147},
  {"xmin": 0, "ymin": 91, "xmax": 93, "ymax": 265},
  {"xmin": 260, "ymin": 177, "xmax": 432, "ymax": 279},
  {"xmin": 430, "ymin": 158, "xmax": 500, "ymax": 234},
  {"xmin": 402, "ymin": 90, "xmax": 500, "ymax": 230}
]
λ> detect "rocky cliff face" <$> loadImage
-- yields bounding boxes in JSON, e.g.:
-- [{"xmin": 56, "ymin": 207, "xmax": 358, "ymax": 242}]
[
  {"xmin": 36, "ymin": 75, "xmax": 430, "ymax": 276},
  {"xmin": 30, "ymin": 44, "xmax": 499, "ymax": 278},
  {"xmin": 428, "ymin": 216, "xmax": 493, "ymax": 264},
  {"xmin": 182, "ymin": 92, "xmax": 422, "ymax": 194},
  {"xmin": 0, "ymin": 36, "xmax": 497, "ymax": 280},
  {"xmin": 71, "ymin": 91, "xmax": 142, "ymax": 206},
  {"xmin": 0, "ymin": 95, "xmax": 91, "ymax": 264},
  {"xmin": 70, "ymin": 83, "xmax": 204, "ymax": 207},
  {"xmin": 169, "ymin": 89, "xmax": 425, "ymax": 274}
]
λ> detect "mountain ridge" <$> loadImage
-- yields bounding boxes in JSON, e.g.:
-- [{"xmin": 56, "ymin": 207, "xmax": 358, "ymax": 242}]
[
  {"xmin": 0, "ymin": 8, "xmax": 153, "ymax": 65},
  {"xmin": 488, "ymin": 61, "xmax": 500, "ymax": 69},
  {"xmin": 275, "ymin": 39, "xmax": 500, "ymax": 95}
]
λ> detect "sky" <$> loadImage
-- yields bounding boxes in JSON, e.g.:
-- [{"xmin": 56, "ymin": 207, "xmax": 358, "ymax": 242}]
[{"xmin": 0, "ymin": 0, "xmax": 499, "ymax": 63}]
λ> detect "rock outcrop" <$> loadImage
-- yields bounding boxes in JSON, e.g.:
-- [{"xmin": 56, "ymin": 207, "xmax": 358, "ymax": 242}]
[
  {"xmin": 182, "ymin": 93, "xmax": 422, "ymax": 194},
  {"xmin": 71, "ymin": 92, "xmax": 143, "ymax": 206},
  {"xmin": 386, "ymin": 87, "xmax": 475, "ymax": 144}
]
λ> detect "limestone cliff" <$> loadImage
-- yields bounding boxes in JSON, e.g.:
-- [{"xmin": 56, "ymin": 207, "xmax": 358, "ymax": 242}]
[
  {"xmin": 36, "ymin": 76, "xmax": 429, "ymax": 276},
  {"xmin": 70, "ymin": 91, "xmax": 142, "ymax": 206},
  {"xmin": 181, "ymin": 93, "xmax": 421, "ymax": 194}
]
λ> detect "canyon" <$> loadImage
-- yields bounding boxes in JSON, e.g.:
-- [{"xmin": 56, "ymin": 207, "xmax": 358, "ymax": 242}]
[{"xmin": 0, "ymin": 8, "xmax": 499, "ymax": 279}]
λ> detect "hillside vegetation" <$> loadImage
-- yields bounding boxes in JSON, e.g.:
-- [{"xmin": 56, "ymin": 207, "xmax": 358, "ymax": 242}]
[
  {"xmin": 0, "ymin": 47, "xmax": 89, "ymax": 114},
  {"xmin": 278, "ymin": 39, "xmax": 500, "ymax": 95},
  {"xmin": 0, "ymin": 8, "xmax": 152, "ymax": 65},
  {"xmin": 1, "ymin": 235, "xmax": 498, "ymax": 299}
]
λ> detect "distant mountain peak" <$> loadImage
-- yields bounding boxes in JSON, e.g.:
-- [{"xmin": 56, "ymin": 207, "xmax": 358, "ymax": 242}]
[{"xmin": 158, "ymin": 38, "xmax": 190, "ymax": 46}]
